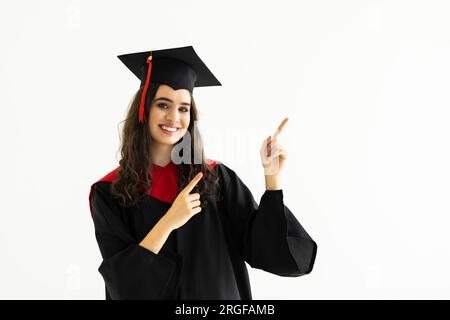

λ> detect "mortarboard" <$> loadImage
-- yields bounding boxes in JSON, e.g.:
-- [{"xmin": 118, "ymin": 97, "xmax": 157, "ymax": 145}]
[{"xmin": 117, "ymin": 45, "xmax": 222, "ymax": 123}]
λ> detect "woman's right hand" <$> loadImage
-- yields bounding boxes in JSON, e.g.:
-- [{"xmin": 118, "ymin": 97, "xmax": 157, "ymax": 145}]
[{"xmin": 163, "ymin": 172, "xmax": 203, "ymax": 230}]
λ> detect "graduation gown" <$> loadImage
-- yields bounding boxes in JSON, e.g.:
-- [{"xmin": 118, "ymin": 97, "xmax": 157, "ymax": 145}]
[{"xmin": 88, "ymin": 160, "xmax": 317, "ymax": 300}]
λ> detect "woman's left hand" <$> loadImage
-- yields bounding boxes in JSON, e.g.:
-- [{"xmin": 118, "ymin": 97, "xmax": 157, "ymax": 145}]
[{"xmin": 260, "ymin": 117, "xmax": 289, "ymax": 176}]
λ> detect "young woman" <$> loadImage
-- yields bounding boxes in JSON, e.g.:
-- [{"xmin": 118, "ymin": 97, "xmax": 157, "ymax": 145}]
[{"xmin": 88, "ymin": 46, "xmax": 317, "ymax": 300}]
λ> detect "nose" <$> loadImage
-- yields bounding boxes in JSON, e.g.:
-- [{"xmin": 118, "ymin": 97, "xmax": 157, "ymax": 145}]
[{"xmin": 165, "ymin": 107, "xmax": 180, "ymax": 123}]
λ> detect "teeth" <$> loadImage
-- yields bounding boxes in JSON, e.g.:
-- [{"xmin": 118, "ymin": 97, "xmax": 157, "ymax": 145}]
[{"xmin": 161, "ymin": 125, "xmax": 178, "ymax": 132}]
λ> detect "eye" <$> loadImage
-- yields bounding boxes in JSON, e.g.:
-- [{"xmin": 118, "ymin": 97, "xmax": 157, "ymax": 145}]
[
  {"xmin": 157, "ymin": 103, "xmax": 168, "ymax": 109},
  {"xmin": 179, "ymin": 107, "xmax": 189, "ymax": 113}
]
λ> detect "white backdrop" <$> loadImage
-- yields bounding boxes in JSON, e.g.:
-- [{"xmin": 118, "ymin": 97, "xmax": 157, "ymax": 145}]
[{"xmin": 1, "ymin": 0, "xmax": 449, "ymax": 299}]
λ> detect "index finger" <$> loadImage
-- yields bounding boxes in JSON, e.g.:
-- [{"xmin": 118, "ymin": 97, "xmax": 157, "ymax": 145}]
[
  {"xmin": 273, "ymin": 117, "xmax": 289, "ymax": 140},
  {"xmin": 183, "ymin": 172, "xmax": 203, "ymax": 194}
]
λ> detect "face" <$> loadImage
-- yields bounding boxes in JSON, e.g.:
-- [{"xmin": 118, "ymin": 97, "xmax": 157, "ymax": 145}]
[{"xmin": 148, "ymin": 84, "xmax": 191, "ymax": 145}]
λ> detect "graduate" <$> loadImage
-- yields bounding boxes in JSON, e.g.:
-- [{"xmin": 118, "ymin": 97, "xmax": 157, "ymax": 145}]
[{"xmin": 88, "ymin": 45, "xmax": 317, "ymax": 300}]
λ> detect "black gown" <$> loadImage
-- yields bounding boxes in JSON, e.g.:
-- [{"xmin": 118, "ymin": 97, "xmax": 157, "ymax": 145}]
[{"xmin": 89, "ymin": 161, "xmax": 317, "ymax": 300}]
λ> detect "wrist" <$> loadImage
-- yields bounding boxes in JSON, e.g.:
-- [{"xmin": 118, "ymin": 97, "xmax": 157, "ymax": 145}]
[
  {"xmin": 159, "ymin": 213, "xmax": 175, "ymax": 233},
  {"xmin": 265, "ymin": 174, "xmax": 281, "ymax": 190}
]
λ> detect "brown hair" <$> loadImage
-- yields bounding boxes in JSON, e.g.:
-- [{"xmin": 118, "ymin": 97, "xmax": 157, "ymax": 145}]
[{"xmin": 111, "ymin": 83, "xmax": 221, "ymax": 208}]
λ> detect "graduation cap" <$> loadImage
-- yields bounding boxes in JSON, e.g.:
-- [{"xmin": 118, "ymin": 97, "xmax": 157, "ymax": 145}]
[{"xmin": 117, "ymin": 45, "xmax": 222, "ymax": 123}]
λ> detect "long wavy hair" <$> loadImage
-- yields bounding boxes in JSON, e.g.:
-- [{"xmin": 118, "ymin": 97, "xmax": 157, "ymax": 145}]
[{"xmin": 111, "ymin": 83, "xmax": 221, "ymax": 208}]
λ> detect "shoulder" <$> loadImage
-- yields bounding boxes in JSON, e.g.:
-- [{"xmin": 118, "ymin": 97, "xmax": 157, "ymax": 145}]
[
  {"xmin": 89, "ymin": 166, "xmax": 123, "ymax": 219},
  {"xmin": 210, "ymin": 160, "xmax": 242, "ymax": 187},
  {"xmin": 209, "ymin": 159, "xmax": 234, "ymax": 175},
  {"xmin": 90, "ymin": 167, "xmax": 115, "ymax": 195},
  {"xmin": 90, "ymin": 166, "xmax": 120, "ymax": 196},
  {"xmin": 91, "ymin": 181, "xmax": 113, "ymax": 200}
]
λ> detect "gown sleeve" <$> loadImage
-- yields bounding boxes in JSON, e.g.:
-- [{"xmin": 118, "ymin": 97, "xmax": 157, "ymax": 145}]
[
  {"xmin": 218, "ymin": 164, "xmax": 317, "ymax": 277},
  {"xmin": 90, "ymin": 183, "xmax": 182, "ymax": 300}
]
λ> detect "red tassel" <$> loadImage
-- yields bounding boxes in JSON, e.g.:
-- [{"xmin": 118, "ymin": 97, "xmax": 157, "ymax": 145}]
[{"xmin": 139, "ymin": 53, "xmax": 153, "ymax": 123}]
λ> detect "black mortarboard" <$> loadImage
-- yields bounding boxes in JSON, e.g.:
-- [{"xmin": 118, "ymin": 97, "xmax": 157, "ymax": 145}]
[{"xmin": 117, "ymin": 45, "xmax": 222, "ymax": 123}]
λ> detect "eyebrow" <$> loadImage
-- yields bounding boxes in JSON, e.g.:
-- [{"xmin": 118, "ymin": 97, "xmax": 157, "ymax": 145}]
[{"xmin": 153, "ymin": 97, "xmax": 191, "ymax": 107}]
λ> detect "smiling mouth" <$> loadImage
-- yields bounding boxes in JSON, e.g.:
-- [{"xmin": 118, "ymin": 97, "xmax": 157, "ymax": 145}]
[{"xmin": 159, "ymin": 125, "xmax": 180, "ymax": 134}]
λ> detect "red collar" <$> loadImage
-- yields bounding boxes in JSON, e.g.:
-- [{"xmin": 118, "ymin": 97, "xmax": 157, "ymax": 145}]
[{"xmin": 89, "ymin": 160, "xmax": 218, "ymax": 218}]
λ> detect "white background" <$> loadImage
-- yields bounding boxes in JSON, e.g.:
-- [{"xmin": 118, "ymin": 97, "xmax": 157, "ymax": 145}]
[{"xmin": 1, "ymin": 0, "xmax": 449, "ymax": 299}]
